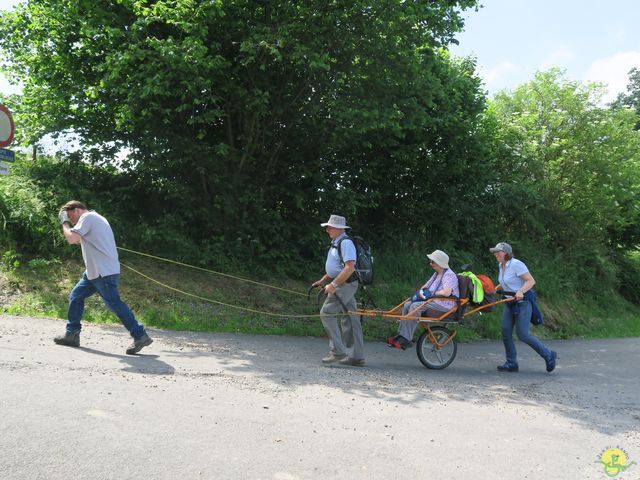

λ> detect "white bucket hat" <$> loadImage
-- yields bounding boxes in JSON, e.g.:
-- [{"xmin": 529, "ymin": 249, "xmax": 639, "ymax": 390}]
[
  {"xmin": 427, "ymin": 249, "xmax": 450, "ymax": 269},
  {"xmin": 320, "ymin": 214, "xmax": 350, "ymax": 229}
]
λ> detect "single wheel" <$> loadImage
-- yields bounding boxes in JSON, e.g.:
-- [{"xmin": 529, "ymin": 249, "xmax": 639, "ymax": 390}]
[{"xmin": 416, "ymin": 326, "xmax": 457, "ymax": 369}]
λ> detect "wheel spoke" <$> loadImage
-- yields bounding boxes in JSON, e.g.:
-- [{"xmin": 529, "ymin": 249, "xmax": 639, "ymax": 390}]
[
  {"xmin": 433, "ymin": 348, "xmax": 444, "ymax": 364},
  {"xmin": 417, "ymin": 326, "xmax": 457, "ymax": 370}
]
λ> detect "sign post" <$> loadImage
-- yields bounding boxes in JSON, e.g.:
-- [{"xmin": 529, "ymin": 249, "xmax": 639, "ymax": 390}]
[{"xmin": 0, "ymin": 104, "xmax": 15, "ymax": 176}]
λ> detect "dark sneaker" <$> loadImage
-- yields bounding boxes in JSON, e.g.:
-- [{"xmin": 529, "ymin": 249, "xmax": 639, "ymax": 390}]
[
  {"xmin": 53, "ymin": 332, "xmax": 80, "ymax": 347},
  {"xmin": 339, "ymin": 357, "xmax": 365, "ymax": 367},
  {"xmin": 126, "ymin": 334, "xmax": 153, "ymax": 355},
  {"xmin": 546, "ymin": 350, "xmax": 557, "ymax": 372},
  {"xmin": 321, "ymin": 353, "xmax": 347, "ymax": 365},
  {"xmin": 388, "ymin": 336, "xmax": 412, "ymax": 350},
  {"xmin": 497, "ymin": 362, "xmax": 519, "ymax": 372}
]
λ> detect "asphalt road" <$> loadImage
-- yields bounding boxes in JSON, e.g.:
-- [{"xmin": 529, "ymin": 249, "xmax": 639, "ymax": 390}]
[{"xmin": 0, "ymin": 314, "xmax": 638, "ymax": 480}]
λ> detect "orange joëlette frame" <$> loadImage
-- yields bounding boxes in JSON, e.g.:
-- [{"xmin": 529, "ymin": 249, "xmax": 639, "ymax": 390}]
[{"xmin": 352, "ymin": 295, "xmax": 516, "ymax": 324}]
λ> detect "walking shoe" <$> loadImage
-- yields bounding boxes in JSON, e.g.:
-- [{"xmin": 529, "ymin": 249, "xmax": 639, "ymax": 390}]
[
  {"xmin": 321, "ymin": 353, "xmax": 347, "ymax": 365},
  {"xmin": 545, "ymin": 350, "xmax": 557, "ymax": 372},
  {"xmin": 339, "ymin": 357, "xmax": 365, "ymax": 367},
  {"xmin": 53, "ymin": 332, "xmax": 80, "ymax": 347},
  {"xmin": 388, "ymin": 336, "xmax": 412, "ymax": 350},
  {"xmin": 125, "ymin": 334, "xmax": 153, "ymax": 355},
  {"xmin": 497, "ymin": 362, "xmax": 519, "ymax": 372}
]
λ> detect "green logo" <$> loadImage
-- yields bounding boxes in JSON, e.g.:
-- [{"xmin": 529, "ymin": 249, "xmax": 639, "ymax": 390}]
[{"xmin": 596, "ymin": 447, "xmax": 636, "ymax": 477}]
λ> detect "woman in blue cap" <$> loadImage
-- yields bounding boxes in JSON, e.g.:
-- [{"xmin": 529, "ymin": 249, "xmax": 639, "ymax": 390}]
[{"xmin": 490, "ymin": 242, "xmax": 556, "ymax": 373}]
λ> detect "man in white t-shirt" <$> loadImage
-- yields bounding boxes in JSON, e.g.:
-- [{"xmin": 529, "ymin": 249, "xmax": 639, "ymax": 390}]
[{"xmin": 54, "ymin": 200, "xmax": 152, "ymax": 354}]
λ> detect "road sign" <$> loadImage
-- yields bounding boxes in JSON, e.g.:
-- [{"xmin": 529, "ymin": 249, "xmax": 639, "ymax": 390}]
[
  {"xmin": 0, "ymin": 162, "xmax": 10, "ymax": 175},
  {"xmin": 0, "ymin": 104, "xmax": 15, "ymax": 147},
  {"xmin": 0, "ymin": 147, "xmax": 15, "ymax": 163}
]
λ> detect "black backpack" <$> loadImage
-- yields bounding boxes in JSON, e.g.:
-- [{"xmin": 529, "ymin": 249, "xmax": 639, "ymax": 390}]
[{"xmin": 334, "ymin": 235, "xmax": 374, "ymax": 286}]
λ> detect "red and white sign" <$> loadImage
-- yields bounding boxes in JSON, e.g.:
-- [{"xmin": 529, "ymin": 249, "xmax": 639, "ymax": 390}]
[{"xmin": 0, "ymin": 104, "xmax": 15, "ymax": 147}]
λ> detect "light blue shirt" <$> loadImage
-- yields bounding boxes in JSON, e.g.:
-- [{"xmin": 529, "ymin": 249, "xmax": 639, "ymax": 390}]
[
  {"xmin": 498, "ymin": 258, "xmax": 529, "ymax": 293},
  {"xmin": 325, "ymin": 232, "xmax": 356, "ymax": 278}
]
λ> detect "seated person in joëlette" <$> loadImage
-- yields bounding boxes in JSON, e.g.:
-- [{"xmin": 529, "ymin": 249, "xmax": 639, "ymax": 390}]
[{"xmin": 386, "ymin": 249, "xmax": 460, "ymax": 350}]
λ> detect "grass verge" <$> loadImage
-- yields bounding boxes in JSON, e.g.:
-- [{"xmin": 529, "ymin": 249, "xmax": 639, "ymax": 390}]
[{"xmin": 2, "ymin": 252, "xmax": 639, "ymax": 343}]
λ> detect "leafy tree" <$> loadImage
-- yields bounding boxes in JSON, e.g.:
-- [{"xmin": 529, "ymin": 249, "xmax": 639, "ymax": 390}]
[
  {"xmin": 489, "ymin": 69, "xmax": 640, "ymax": 290},
  {"xmin": 611, "ymin": 67, "xmax": 640, "ymax": 129},
  {"xmin": 0, "ymin": 158, "xmax": 62, "ymax": 257},
  {"xmin": 1, "ymin": 0, "xmax": 486, "ymax": 265}
]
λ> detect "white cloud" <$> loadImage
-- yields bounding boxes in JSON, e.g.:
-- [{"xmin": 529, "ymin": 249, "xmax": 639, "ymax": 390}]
[
  {"xmin": 584, "ymin": 51, "xmax": 640, "ymax": 104},
  {"xmin": 480, "ymin": 61, "xmax": 522, "ymax": 92},
  {"xmin": 484, "ymin": 62, "xmax": 517, "ymax": 82},
  {"xmin": 540, "ymin": 47, "xmax": 575, "ymax": 70}
]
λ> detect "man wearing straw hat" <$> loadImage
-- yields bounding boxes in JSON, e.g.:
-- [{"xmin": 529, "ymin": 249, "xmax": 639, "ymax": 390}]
[{"xmin": 312, "ymin": 214, "xmax": 365, "ymax": 366}]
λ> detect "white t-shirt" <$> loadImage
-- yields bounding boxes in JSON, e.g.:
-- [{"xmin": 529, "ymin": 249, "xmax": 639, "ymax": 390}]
[{"xmin": 71, "ymin": 211, "xmax": 120, "ymax": 280}]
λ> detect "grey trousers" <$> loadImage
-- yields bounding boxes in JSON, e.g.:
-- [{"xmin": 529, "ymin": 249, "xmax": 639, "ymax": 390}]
[
  {"xmin": 398, "ymin": 300, "xmax": 449, "ymax": 341},
  {"xmin": 320, "ymin": 281, "xmax": 364, "ymax": 360}
]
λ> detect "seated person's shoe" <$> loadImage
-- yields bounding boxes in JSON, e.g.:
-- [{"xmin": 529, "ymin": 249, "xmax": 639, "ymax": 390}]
[
  {"xmin": 399, "ymin": 337, "xmax": 413, "ymax": 350},
  {"xmin": 545, "ymin": 350, "xmax": 557, "ymax": 372},
  {"xmin": 497, "ymin": 362, "xmax": 519, "ymax": 372},
  {"xmin": 384, "ymin": 334, "xmax": 401, "ymax": 345},
  {"xmin": 126, "ymin": 334, "xmax": 153, "ymax": 355},
  {"xmin": 53, "ymin": 332, "xmax": 80, "ymax": 347},
  {"xmin": 388, "ymin": 335, "xmax": 412, "ymax": 350}
]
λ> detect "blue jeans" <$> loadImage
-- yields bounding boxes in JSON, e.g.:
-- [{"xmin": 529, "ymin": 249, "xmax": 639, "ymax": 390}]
[
  {"xmin": 501, "ymin": 300, "xmax": 551, "ymax": 365},
  {"xmin": 67, "ymin": 273, "xmax": 146, "ymax": 339}
]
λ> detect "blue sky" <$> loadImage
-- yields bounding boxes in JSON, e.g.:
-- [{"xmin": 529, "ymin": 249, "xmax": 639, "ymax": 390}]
[
  {"xmin": 449, "ymin": 0, "xmax": 640, "ymax": 102},
  {"xmin": 2, "ymin": 0, "xmax": 640, "ymax": 103}
]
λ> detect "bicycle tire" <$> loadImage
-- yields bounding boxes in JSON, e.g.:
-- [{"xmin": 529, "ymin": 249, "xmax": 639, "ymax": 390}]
[{"xmin": 416, "ymin": 326, "xmax": 457, "ymax": 370}]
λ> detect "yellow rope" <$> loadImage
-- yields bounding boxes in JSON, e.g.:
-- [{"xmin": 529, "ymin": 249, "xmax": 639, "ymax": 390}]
[
  {"xmin": 117, "ymin": 246, "xmax": 307, "ymax": 297},
  {"xmin": 120, "ymin": 262, "xmax": 329, "ymax": 319}
]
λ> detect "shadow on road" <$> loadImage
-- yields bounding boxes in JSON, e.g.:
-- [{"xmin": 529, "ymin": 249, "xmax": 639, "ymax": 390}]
[
  {"xmin": 79, "ymin": 347, "xmax": 175, "ymax": 375},
  {"xmin": 153, "ymin": 329, "xmax": 640, "ymax": 437},
  {"xmin": 3, "ymin": 312, "xmax": 635, "ymax": 438}
]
